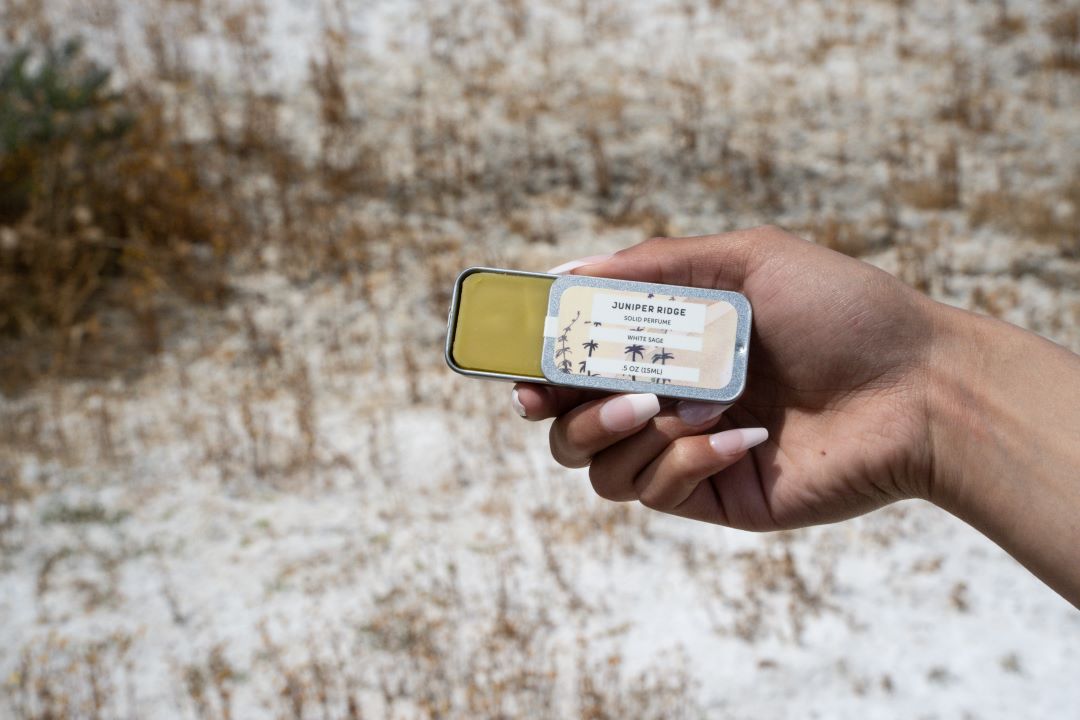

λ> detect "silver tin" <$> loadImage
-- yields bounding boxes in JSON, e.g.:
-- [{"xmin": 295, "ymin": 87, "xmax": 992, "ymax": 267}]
[
  {"xmin": 446, "ymin": 267, "xmax": 752, "ymax": 403},
  {"xmin": 540, "ymin": 275, "xmax": 751, "ymax": 403}
]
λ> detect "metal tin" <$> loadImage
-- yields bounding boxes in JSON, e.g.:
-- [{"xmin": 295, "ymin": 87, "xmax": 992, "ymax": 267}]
[{"xmin": 446, "ymin": 266, "xmax": 752, "ymax": 403}]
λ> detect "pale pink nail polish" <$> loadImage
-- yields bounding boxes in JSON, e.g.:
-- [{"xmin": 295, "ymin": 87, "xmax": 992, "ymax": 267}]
[
  {"xmin": 676, "ymin": 401, "xmax": 730, "ymax": 426},
  {"xmin": 511, "ymin": 388, "xmax": 527, "ymax": 418},
  {"xmin": 709, "ymin": 427, "xmax": 768, "ymax": 455},
  {"xmin": 599, "ymin": 393, "xmax": 660, "ymax": 432},
  {"xmin": 546, "ymin": 254, "xmax": 614, "ymax": 275}
]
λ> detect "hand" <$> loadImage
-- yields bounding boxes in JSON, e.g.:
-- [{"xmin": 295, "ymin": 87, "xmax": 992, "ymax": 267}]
[
  {"xmin": 514, "ymin": 226, "xmax": 943, "ymax": 530},
  {"xmin": 515, "ymin": 226, "xmax": 1080, "ymax": 607}
]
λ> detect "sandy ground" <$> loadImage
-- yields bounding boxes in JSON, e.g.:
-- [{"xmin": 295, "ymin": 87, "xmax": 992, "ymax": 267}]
[{"xmin": 2, "ymin": 0, "xmax": 1080, "ymax": 717}]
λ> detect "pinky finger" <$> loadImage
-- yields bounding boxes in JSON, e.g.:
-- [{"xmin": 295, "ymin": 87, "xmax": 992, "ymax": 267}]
[{"xmin": 635, "ymin": 427, "xmax": 769, "ymax": 512}]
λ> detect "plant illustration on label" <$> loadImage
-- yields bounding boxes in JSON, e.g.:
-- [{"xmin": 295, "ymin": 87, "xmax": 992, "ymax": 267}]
[
  {"xmin": 554, "ymin": 310, "xmax": 581, "ymax": 373},
  {"xmin": 652, "ymin": 349, "xmax": 675, "ymax": 384},
  {"xmin": 580, "ymin": 339, "xmax": 599, "ymax": 376},
  {"xmin": 624, "ymin": 343, "xmax": 645, "ymax": 380}
]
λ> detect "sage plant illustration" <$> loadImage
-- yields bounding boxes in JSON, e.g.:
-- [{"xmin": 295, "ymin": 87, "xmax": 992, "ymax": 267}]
[
  {"xmin": 624, "ymin": 343, "xmax": 645, "ymax": 381},
  {"xmin": 555, "ymin": 310, "xmax": 580, "ymax": 373},
  {"xmin": 581, "ymin": 339, "xmax": 599, "ymax": 376},
  {"xmin": 651, "ymin": 349, "xmax": 675, "ymax": 384}
]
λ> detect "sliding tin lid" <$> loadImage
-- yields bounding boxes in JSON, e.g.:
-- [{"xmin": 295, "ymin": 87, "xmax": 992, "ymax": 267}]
[{"xmin": 540, "ymin": 275, "xmax": 751, "ymax": 403}]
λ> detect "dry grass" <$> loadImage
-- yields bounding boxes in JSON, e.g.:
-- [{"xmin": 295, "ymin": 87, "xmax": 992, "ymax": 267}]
[
  {"xmin": 2, "ymin": 0, "xmax": 1075, "ymax": 397},
  {"xmin": 1044, "ymin": 8, "xmax": 1080, "ymax": 72},
  {"xmin": 0, "ymin": 40, "xmax": 247, "ymax": 392},
  {"xmin": 8, "ymin": 574, "xmax": 704, "ymax": 719},
  {"xmin": 969, "ymin": 177, "xmax": 1080, "ymax": 258},
  {"xmin": 891, "ymin": 144, "xmax": 962, "ymax": 211},
  {"xmin": 1, "ymin": 0, "xmax": 1079, "ymax": 716},
  {"xmin": 6, "ymin": 632, "xmax": 137, "ymax": 720}
]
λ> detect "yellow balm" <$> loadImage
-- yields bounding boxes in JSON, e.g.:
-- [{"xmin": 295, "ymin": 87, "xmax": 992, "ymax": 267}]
[{"xmin": 450, "ymin": 270, "xmax": 554, "ymax": 378}]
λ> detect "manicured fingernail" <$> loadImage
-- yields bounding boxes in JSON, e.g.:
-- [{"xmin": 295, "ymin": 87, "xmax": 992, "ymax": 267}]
[
  {"xmin": 546, "ymin": 254, "xmax": 613, "ymax": 274},
  {"xmin": 709, "ymin": 427, "xmax": 768, "ymax": 455},
  {"xmin": 511, "ymin": 388, "xmax": 527, "ymax": 418},
  {"xmin": 676, "ymin": 401, "xmax": 729, "ymax": 426},
  {"xmin": 599, "ymin": 393, "xmax": 660, "ymax": 432}
]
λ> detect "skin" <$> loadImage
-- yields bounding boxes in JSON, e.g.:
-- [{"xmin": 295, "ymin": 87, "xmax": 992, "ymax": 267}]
[{"xmin": 513, "ymin": 227, "xmax": 1080, "ymax": 608}]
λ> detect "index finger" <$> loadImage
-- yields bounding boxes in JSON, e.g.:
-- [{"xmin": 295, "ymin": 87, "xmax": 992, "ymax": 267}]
[{"xmin": 512, "ymin": 383, "xmax": 607, "ymax": 421}]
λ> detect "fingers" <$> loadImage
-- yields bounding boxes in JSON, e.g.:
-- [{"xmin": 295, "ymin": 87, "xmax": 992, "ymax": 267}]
[
  {"xmin": 511, "ymin": 383, "xmax": 607, "ymax": 421},
  {"xmin": 588, "ymin": 401, "xmax": 729, "ymax": 501},
  {"xmin": 514, "ymin": 231, "xmax": 784, "ymax": 513},
  {"xmin": 573, "ymin": 226, "xmax": 797, "ymax": 291},
  {"xmin": 635, "ymin": 427, "xmax": 769, "ymax": 512},
  {"xmin": 670, "ymin": 451, "xmax": 776, "ymax": 530},
  {"xmin": 546, "ymin": 254, "xmax": 613, "ymax": 275},
  {"xmin": 547, "ymin": 393, "xmax": 662, "ymax": 468},
  {"xmin": 512, "ymin": 374, "xmax": 771, "ymax": 523}
]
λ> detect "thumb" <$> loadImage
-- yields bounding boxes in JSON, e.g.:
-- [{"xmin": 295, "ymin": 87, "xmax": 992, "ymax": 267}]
[{"xmin": 573, "ymin": 226, "xmax": 783, "ymax": 292}]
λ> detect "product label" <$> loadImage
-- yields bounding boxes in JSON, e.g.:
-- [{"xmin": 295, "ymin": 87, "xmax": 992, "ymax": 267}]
[
  {"xmin": 590, "ymin": 293, "xmax": 707, "ymax": 334},
  {"xmin": 548, "ymin": 285, "xmax": 739, "ymax": 390}
]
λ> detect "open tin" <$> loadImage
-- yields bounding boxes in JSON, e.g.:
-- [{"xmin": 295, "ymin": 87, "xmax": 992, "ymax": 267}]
[{"xmin": 445, "ymin": 267, "xmax": 751, "ymax": 403}]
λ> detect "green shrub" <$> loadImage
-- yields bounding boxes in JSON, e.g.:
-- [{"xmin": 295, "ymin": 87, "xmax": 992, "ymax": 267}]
[{"xmin": 0, "ymin": 39, "xmax": 245, "ymax": 390}]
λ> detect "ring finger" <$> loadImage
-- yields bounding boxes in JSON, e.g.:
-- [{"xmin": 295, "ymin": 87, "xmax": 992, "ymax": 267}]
[{"xmin": 587, "ymin": 401, "xmax": 730, "ymax": 501}]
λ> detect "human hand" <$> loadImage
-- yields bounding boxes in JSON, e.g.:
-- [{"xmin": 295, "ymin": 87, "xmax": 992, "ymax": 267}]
[{"xmin": 514, "ymin": 226, "xmax": 942, "ymax": 530}]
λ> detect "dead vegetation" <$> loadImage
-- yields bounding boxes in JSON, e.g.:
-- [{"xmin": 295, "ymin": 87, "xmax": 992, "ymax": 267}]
[
  {"xmin": 968, "ymin": 176, "xmax": 1080, "ymax": 258},
  {"xmin": 0, "ymin": 39, "xmax": 245, "ymax": 392},
  {"xmin": 1044, "ymin": 8, "xmax": 1080, "ymax": 73},
  {"xmin": 2, "ymin": 0, "xmax": 1078, "ymax": 396},
  {"xmin": 1, "ymin": 0, "xmax": 1078, "ymax": 716},
  {"xmin": 6, "ymin": 632, "xmax": 137, "ymax": 720}
]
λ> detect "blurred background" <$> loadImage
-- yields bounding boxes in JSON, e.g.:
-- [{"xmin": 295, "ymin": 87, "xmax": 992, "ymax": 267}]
[{"xmin": 1, "ymin": 0, "xmax": 1079, "ymax": 717}]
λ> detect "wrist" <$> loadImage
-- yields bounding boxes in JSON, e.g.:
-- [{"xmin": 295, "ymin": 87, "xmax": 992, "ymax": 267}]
[
  {"xmin": 925, "ymin": 300, "xmax": 1080, "ymax": 508},
  {"xmin": 922, "ymin": 301, "xmax": 1080, "ymax": 605},
  {"xmin": 921, "ymin": 302, "xmax": 990, "ymax": 510}
]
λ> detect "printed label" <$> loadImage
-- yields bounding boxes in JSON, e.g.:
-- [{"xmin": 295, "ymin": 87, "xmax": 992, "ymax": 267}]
[
  {"xmin": 590, "ymin": 293, "xmax": 706, "ymax": 334},
  {"xmin": 585, "ymin": 358, "xmax": 701, "ymax": 383},
  {"xmin": 589, "ymin": 326, "xmax": 704, "ymax": 352},
  {"xmin": 549, "ymin": 285, "xmax": 739, "ymax": 390}
]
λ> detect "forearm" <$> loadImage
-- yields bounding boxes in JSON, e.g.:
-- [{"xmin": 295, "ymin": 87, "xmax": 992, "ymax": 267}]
[{"xmin": 926, "ymin": 304, "xmax": 1080, "ymax": 607}]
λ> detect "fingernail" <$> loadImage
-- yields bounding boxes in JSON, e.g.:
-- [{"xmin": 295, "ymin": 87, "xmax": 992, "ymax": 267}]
[
  {"xmin": 676, "ymin": 401, "xmax": 730, "ymax": 426},
  {"xmin": 511, "ymin": 388, "xmax": 527, "ymax": 418},
  {"xmin": 709, "ymin": 427, "xmax": 768, "ymax": 455},
  {"xmin": 599, "ymin": 393, "xmax": 660, "ymax": 432},
  {"xmin": 546, "ymin": 254, "xmax": 613, "ymax": 275}
]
